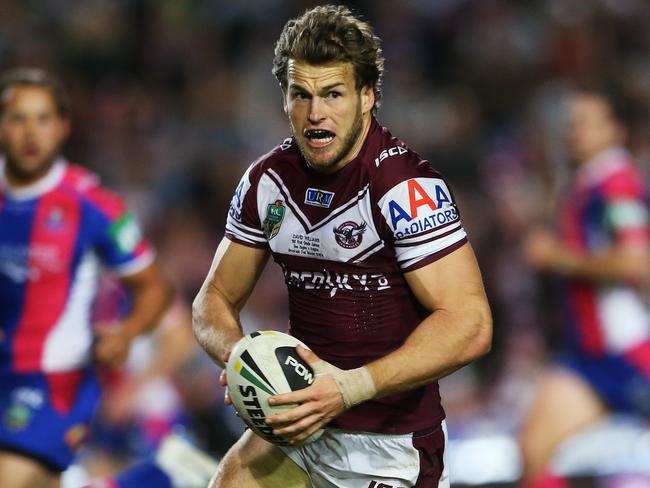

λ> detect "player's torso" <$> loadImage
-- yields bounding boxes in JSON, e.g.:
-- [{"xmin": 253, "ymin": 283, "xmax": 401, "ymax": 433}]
[
  {"xmin": 0, "ymin": 176, "xmax": 98, "ymax": 373},
  {"xmin": 560, "ymin": 155, "xmax": 650, "ymax": 357},
  {"xmin": 254, "ymin": 152, "xmax": 426, "ymax": 368}
]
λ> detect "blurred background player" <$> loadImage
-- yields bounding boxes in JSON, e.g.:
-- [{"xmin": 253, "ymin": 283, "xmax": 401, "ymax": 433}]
[
  {"xmin": 520, "ymin": 87, "xmax": 650, "ymax": 487},
  {"xmin": 0, "ymin": 67, "xmax": 171, "ymax": 488},
  {"xmin": 70, "ymin": 283, "xmax": 221, "ymax": 488}
]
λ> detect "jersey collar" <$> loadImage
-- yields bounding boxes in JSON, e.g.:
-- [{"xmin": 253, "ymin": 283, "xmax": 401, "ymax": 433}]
[
  {"xmin": 576, "ymin": 145, "xmax": 629, "ymax": 188},
  {"xmin": 0, "ymin": 156, "xmax": 67, "ymax": 201}
]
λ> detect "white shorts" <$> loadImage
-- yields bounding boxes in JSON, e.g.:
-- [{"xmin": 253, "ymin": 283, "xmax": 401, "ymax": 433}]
[{"xmin": 280, "ymin": 421, "xmax": 449, "ymax": 488}]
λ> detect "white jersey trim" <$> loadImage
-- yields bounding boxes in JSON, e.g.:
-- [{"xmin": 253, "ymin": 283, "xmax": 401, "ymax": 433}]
[
  {"xmin": 598, "ymin": 287, "xmax": 650, "ymax": 353},
  {"xmin": 266, "ymin": 168, "xmax": 371, "ymax": 233},
  {"xmin": 110, "ymin": 250, "xmax": 156, "ymax": 277},
  {"xmin": 0, "ymin": 158, "xmax": 67, "ymax": 201},
  {"xmin": 397, "ymin": 229, "xmax": 467, "ymax": 269},
  {"xmin": 42, "ymin": 251, "xmax": 98, "ymax": 371}
]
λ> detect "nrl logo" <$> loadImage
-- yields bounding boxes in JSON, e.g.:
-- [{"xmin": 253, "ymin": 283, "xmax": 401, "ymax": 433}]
[
  {"xmin": 263, "ymin": 200, "xmax": 286, "ymax": 240},
  {"xmin": 333, "ymin": 221, "xmax": 367, "ymax": 249}
]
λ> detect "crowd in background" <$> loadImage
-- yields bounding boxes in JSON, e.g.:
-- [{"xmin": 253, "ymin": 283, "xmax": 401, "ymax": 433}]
[{"xmin": 2, "ymin": 0, "xmax": 650, "ymax": 484}]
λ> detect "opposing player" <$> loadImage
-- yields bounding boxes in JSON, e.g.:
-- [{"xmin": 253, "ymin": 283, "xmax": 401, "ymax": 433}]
[
  {"xmin": 193, "ymin": 5, "xmax": 492, "ymax": 487},
  {"xmin": 0, "ymin": 68, "xmax": 171, "ymax": 488},
  {"xmin": 520, "ymin": 87, "xmax": 650, "ymax": 487}
]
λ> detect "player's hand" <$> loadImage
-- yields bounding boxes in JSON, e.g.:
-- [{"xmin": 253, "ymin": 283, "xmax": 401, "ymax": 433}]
[
  {"xmin": 264, "ymin": 346, "xmax": 350, "ymax": 444},
  {"xmin": 523, "ymin": 227, "xmax": 566, "ymax": 271},
  {"xmin": 220, "ymin": 350, "xmax": 233, "ymax": 406},
  {"xmin": 93, "ymin": 324, "xmax": 133, "ymax": 368}
]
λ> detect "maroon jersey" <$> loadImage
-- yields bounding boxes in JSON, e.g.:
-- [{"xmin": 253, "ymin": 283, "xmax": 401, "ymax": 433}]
[{"xmin": 226, "ymin": 118, "xmax": 468, "ymax": 434}]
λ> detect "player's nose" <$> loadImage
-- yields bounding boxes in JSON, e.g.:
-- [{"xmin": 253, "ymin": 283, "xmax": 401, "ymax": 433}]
[{"xmin": 308, "ymin": 97, "xmax": 326, "ymax": 123}]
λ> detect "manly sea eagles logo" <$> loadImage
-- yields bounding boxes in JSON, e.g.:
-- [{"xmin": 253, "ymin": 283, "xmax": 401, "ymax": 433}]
[
  {"xmin": 263, "ymin": 200, "xmax": 286, "ymax": 240},
  {"xmin": 333, "ymin": 221, "xmax": 367, "ymax": 249}
]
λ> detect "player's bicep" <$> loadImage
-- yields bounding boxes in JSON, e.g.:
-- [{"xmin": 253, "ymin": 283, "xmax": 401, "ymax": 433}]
[
  {"xmin": 404, "ymin": 242, "xmax": 489, "ymax": 318},
  {"xmin": 202, "ymin": 237, "xmax": 270, "ymax": 310}
]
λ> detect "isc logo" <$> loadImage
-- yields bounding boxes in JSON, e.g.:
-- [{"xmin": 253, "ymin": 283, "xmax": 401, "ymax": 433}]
[
  {"xmin": 285, "ymin": 355, "xmax": 314, "ymax": 385},
  {"xmin": 387, "ymin": 178, "xmax": 452, "ymax": 229},
  {"xmin": 374, "ymin": 145, "xmax": 408, "ymax": 167}
]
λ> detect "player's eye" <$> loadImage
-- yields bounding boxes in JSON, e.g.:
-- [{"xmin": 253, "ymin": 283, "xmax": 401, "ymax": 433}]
[
  {"xmin": 291, "ymin": 91, "xmax": 310, "ymax": 101},
  {"xmin": 327, "ymin": 91, "xmax": 342, "ymax": 99}
]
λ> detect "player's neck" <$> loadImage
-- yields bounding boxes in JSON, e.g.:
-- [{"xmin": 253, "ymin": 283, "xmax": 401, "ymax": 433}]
[
  {"xmin": 332, "ymin": 112, "xmax": 373, "ymax": 173},
  {"xmin": 1, "ymin": 157, "xmax": 65, "ymax": 200},
  {"xmin": 4, "ymin": 158, "xmax": 58, "ymax": 189}
]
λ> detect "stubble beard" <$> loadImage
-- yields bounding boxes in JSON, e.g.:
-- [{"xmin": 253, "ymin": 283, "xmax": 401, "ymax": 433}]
[
  {"xmin": 3, "ymin": 146, "xmax": 60, "ymax": 185},
  {"xmin": 293, "ymin": 101, "xmax": 363, "ymax": 173}
]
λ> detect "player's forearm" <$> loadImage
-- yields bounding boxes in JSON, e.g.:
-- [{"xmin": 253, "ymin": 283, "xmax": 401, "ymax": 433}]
[
  {"xmin": 550, "ymin": 247, "xmax": 650, "ymax": 284},
  {"xmin": 120, "ymin": 265, "xmax": 172, "ymax": 340},
  {"xmin": 192, "ymin": 283, "xmax": 244, "ymax": 368},
  {"xmin": 366, "ymin": 304, "xmax": 492, "ymax": 398}
]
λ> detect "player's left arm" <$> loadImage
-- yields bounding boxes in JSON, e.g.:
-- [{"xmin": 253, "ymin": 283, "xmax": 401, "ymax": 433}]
[
  {"xmin": 367, "ymin": 242, "xmax": 492, "ymax": 395},
  {"xmin": 524, "ymin": 226, "xmax": 650, "ymax": 284},
  {"xmin": 94, "ymin": 261, "xmax": 172, "ymax": 368},
  {"xmin": 267, "ymin": 242, "xmax": 492, "ymax": 442},
  {"xmin": 525, "ymin": 191, "xmax": 650, "ymax": 284}
]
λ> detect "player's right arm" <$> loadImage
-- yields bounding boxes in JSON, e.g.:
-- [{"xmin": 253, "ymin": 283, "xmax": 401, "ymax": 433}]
[{"xmin": 192, "ymin": 238, "xmax": 269, "ymax": 368}]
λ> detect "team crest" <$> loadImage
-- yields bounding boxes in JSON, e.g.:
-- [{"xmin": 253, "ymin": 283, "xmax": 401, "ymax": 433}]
[
  {"xmin": 333, "ymin": 221, "xmax": 367, "ymax": 249},
  {"xmin": 3, "ymin": 404, "xmax": 32, "ymax": 431},
  {"xmin": 44, "ymin": 207, "xmax": 66, "ymax": 231},
  {"xmin": 263, "ymin": 200, "xmax": 286, "ymax": 240}
]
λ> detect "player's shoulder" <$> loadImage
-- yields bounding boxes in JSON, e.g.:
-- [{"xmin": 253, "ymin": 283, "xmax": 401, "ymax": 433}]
[
  {"xmin": 366, "ymin": 122, "xmax": 445, "ymax": 198},
  {"xmin": 599, "ymin": 152, "xmax": 646, "ymax": 199},
  {"xmin": 60, "ymin": 163, "xmax": 127, "ymax": 218},
  {"xmin": 244, "ymin": 137, "xmax": 301, "ymax": 183}
]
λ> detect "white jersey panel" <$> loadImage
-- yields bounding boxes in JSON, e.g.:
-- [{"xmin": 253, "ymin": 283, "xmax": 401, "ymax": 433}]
[
  {"xmin": 258, "ymin": 170, "xmax": 384, "ymax": 263},
  {"xmin": 598, "ymin": 287, "xmax": 650, "ymax": 353},
  {"xmin": 42, "ymin": 251, "xmax": 98, "ymax": 371}
]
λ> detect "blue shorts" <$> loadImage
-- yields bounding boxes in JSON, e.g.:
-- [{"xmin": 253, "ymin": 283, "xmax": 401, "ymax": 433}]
[
  {"xmin": 0, "ymin": 369, "xmax": 100, "ymax": 471},
  {"xmin": 560, "ymin": 353, "xmax": 650, "ymax": 418}
]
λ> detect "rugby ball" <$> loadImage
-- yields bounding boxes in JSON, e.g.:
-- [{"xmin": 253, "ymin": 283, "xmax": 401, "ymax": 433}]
[{"xmin": 226, "ymin": 330, "xmax": 324, "ymax": 446}]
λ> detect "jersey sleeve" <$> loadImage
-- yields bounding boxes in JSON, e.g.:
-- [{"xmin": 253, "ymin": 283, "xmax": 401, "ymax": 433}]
[
  {"xmin": 225, "ymin": 162, "xmax": 268, "ymax": 248},
  {"xmin": 374, "ymin": 158, "xmax": 467, "ymax": 271},
  {"xmin": 602, "ymin": 168, "xmax": 650, "ymax": 248},
  {"xmin": 85, "ymin": 186, "xmax": 155, "ymax": 276}
]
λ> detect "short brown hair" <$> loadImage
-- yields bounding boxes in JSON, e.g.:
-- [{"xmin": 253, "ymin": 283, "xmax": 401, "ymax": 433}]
[
  {"xmin": 272, "ymin": 5, "xmax": 385, "ymax": 113},
  {"xmin": 0, "ymin": 67, "xmax": 70, "ymax": 117}
]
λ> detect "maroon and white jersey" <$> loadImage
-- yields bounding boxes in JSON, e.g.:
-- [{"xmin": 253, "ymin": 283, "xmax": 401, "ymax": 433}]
[{"xmin": 226, "ymin": 118, "xmax": 468, "ymax": 434}]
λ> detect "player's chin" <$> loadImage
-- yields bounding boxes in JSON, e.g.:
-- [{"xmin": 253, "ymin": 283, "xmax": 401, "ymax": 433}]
[{"xmin": 304, "ymin": 152, "xmax": 340, "ymax": 172}]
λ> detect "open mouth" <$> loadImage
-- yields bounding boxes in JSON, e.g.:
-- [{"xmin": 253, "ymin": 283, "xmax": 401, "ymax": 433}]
[{"xmin": 304, "ymin": 129, "xmax": 336, "ymax": 146}]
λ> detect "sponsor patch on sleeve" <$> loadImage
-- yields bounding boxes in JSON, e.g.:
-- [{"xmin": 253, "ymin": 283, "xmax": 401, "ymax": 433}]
[
  {"xmin": 380, "ymin": 178, "xmax": 459, "ymax": 239},
  {"xmin": 110, "ymin": 212, "xmax": 143, "ymax": 254},
  {"xmin": 228, "ymin": 166, "xmax": 254, "ymax": 223},
  {"xmin": 606, "ymin": 200, "xmax": 648, "ymax": 229}
]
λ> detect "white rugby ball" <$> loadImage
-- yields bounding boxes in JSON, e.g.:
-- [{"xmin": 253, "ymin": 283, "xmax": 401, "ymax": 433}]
[{"xmin": 226, "ymin": 330, "xmax": 324, "ymax": 446}]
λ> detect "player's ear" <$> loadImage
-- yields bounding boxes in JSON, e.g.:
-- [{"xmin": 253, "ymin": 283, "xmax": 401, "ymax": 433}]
[
  {"xmin": 59, "ymin": 117, "xmax": 71, "ymax": 140},
  {"xmin": 360, "ymin": 86, "xmax": 375, "ymax": 115},
  {"xmin": 282, "ymin": 89, "xmax": 289, "ymax": 116}
]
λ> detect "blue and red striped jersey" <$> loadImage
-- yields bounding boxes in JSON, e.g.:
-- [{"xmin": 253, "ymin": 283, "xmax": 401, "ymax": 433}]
[
  {"xmin": 559, "ymin": 147, "xmax": 650, "ymax": 376},
  {"xmin": 0, "ymin": 158, "xmax": 154, "ymax": 374}
]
